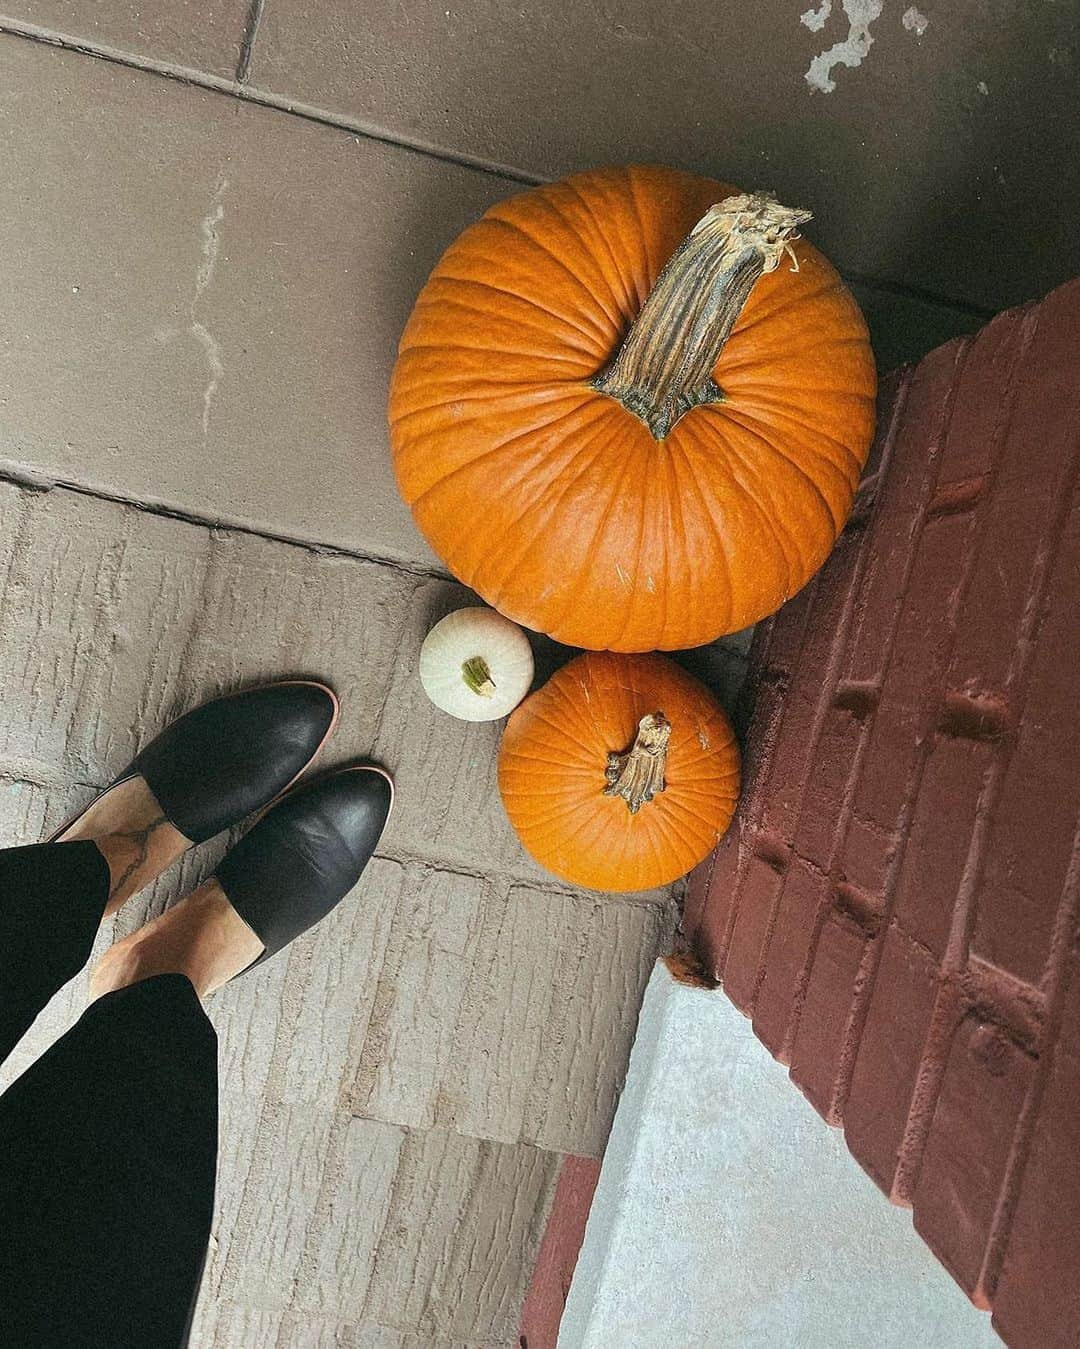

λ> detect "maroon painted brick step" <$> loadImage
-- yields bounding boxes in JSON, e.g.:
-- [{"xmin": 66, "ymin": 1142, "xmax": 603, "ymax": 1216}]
[{"xmin": 683, "ymin": 276, "xmax": 1080, "ymax": 1348}]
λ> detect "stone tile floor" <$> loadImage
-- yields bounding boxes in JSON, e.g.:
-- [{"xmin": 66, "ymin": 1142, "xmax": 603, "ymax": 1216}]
[
  {"xmin": 1, "ymin": 5, "xmax": 1074, "ymax": 1342},
  {"xmin": 0, "ymin": 479, "xmax": 690, "ymax": 1345}
]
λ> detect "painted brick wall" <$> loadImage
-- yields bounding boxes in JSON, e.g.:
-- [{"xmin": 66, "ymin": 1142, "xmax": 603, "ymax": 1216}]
[{"xmin": 684, "ymin": 277, "xmax": 1080, "ymax": 1347}]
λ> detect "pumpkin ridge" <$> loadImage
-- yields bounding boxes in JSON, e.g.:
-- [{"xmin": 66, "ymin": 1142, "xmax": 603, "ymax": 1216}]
[
  {"xmin": 644, "ymin": 798, "xmax": 714, "ymax": 856},
  {"xmin": 680, "ymin": 415, "xmax": 812, "ymax": 594},
  {"xmin": 707, "ymin": 405, "xmax": 851, "ymax": 536},
  {"xmin": 729, "ymin": 259, "xmax": 837, "ymax": 333},
  {"xmin": 608, "ymin": 450, "xmax": 652, "ymax": 651},
  {"xmin": 485, "ymin": 214, "xmax": 623, "ymax": 333},
  {"xmin": 483, "ymin": 416, "xmax": 645, "ymax": 643},
  {"xmin": 406, "ymin": 297, "xmax": 601, "ymax": 363},
  {"xmin": 720, "ymin": 395, "xmax": 868, "ymax": 480},
  {"xmin": 474, "ymin": 406, "xmax": 633, "ymax": 611},
  {"xmin": 665, "ymin": 434, "xmax": 739, "ymax": 635},
  {"xmin": 390, "ymin": 373, "xmax": 572, "ymax": 413},
  {"xmin": 427, "ymin": 273, "xmax": 608, "ymax": 344},
  {"xmin": 404, "ymin": 395, "xmax": 598, "ymax": 512},
  {"xmin": 531, "ymin": 185, "xmax": 638, "ymax": 322},
  {"xmin": 557, "ymin": 177, "xmax": 644, "ymax": 325},
  {"xmin": 564, "ymin": 414, "xmax": 647, "ymax": 648},
  {"xmin": 531, "ymin": 672, "xmax": 613, "ymax": 754}
]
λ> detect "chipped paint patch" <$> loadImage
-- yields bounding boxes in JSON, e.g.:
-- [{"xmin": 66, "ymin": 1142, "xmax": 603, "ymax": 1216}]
[
  {"xmin": 800, "ymin": 0, "xmax": 832, "ymax": 34},
  {"xmin": 902, "ymin": 6, "xmax": 929, "ymax": 36},
  {"xmin": 977, "ymin": 80, "xmax": 990, "ymax": 95},
  {"xmin": 804, "ymin": 0, "xmax": 883, "ymax": 93}
]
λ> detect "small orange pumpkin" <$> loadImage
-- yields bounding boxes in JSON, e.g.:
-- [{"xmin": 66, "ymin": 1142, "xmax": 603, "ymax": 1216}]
[
  {"xmin": 390, "ymin": 163, "xmax": 875, "ymax": 651},
  {"xmin": 498, "ymin": 651, "xmax": 740, "ymax": 892}
]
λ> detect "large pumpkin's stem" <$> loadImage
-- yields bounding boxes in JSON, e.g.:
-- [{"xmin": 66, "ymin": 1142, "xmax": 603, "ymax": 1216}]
[
  {"xmin": 593, "ymin": 193, "xmax": 812, "ymax": 440},
  {"xmin": 604, "ymin": 712, "xmax": 671, "ymax": 814}
]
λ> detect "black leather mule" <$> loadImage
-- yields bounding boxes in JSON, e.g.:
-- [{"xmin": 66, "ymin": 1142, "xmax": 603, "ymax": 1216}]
[
  {"xmin": 214, "ymin": 766, "xmax": 393, "ymax": 973},
  {"xmin": 52, "ymin": 681, "xmax": 339, "ymax": 845}
]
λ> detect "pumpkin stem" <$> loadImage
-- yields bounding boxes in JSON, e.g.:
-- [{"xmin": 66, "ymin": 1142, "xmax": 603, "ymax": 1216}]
[
  {"xmin": 461, "ymin": 655, "xmax": 497, "ymax": 698},
  {"xmin": 603, "ymin": 711, "xmax": 671, "ymax": 814},
  {"xmin": 593, "ymin": 193, "xmax": 812, "ymax": 440}
]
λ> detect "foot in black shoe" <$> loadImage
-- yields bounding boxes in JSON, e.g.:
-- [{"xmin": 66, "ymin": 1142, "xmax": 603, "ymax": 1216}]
[
  {"xmin": 90, "ymin": 767, "xmax": 393, "ymax": 997},
  {"xmin": 57, "ymin": 681, "xmax": 338, "ymax": 914}
]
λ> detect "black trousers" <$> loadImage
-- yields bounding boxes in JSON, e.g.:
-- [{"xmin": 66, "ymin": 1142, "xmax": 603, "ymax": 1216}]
[{"xmin": 0, "ymin": 841, "xmax": 218, "ymax": 1348}]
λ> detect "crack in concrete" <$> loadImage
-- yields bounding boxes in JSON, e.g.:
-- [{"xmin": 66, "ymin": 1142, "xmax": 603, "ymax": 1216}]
[
  {"xmin": 0, "ymin": 19, "xmax": 992, "ymax": 320},
  {"xmin": 189, "ymin": 174, "xmax": 228, "ymax": 437}
]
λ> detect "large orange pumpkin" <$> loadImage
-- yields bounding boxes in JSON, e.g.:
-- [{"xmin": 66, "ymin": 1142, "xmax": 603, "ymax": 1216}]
[
  {"xmin": 498, "ymin": 651, "xmax": 740, "ymax": 892},
  {"xmin": 390, "ymin": 163, "xmax": 875, "ymax": 652}
]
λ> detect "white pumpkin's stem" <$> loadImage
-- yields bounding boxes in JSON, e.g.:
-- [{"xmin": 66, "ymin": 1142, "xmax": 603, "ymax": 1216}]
[
  {"xmin": 604, "ymin": 712, "xmax": 671, "ymax": 814},
  {"xmin": 593, "ymin": 193, "xmax": 811, "ymax": 440},
  {"xmin": 461, "ymin": 655, "xmax": 497, "ymax": 698}
]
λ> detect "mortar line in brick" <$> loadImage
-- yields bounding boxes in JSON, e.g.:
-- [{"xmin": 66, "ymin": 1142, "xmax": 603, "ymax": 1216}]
[
  {"xmin": 772, "ymin": 360, "xmax": 951, "ymax": 1083},
  {"xmin": 746, "ymin": 532, "xmax": 874, "ymax": 1012},
  {"xmin": 814, "ymin": 340, "xmax": 974, "ymax": 1133},
  {"xmin": 234, "ymin": 0, "xmax": 265, "ymax": 83},
  {"xmin": 937, "ymin": 313, "xmax": 1076, "ymax": 983},
  {"xmin": 722, "ymin": 369, "xmax": 913, "ymax": 1041},
  {"xmin": 886, "ymin": 304, "xmax": 1069, "ymax": 1209},
  {"xmin": 940, "ymin": 424, "xmax": 1080, "ymax": 1296},
  {"xmin": 703, "ymin": 682, "xmax": 791, "ymax": 978},
  {"xmin": 0, "ymin": 463, "xmax": 452, "ymax": 583},
  {"xmin": 981, "ymin": 817, "xmax": 1080, "ymax": 1306},
  {"xmin": 0, "ymin": 21, "xmax": 543, "ymax": 186}
]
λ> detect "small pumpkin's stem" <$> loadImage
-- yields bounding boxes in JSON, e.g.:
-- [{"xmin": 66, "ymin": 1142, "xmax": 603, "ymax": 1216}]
[
  {"xmin": 604, "ymin": 712, "xmax": 671, "ymax": 814},
  {"xmin": 593, "ymin": 192, "xmax": 812, "ymax": 440},
  {"xmin": 462, "ymin": 655, "xmax": 497, "ymax": 698}
]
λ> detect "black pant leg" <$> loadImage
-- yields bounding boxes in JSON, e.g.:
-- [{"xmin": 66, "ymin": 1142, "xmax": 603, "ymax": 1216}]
[
  {"xmin": 0, "ymin": 840, "xmax": 111, "ymax": 1059},
  {"xmin": 0, "ymin": 973, "xmax": 219, "ymax": 1349}
]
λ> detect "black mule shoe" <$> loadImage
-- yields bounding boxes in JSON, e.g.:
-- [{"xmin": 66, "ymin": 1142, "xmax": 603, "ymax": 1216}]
[
  {"xmin": 213, "ymin": 766, "xmax": 393, "ymax": 974},
  {"xmin": 52, "ymin": 681, "xmax": 339, "ymax": 844}
]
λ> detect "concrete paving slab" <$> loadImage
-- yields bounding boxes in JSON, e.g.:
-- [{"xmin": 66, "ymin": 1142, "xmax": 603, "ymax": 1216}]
[
  {"xmin": 361, "ymin": 1124, "xmax": 559, "ymax": 1341},
  {"xmin": 210, "ymin": 1104, "xmax": 557, "ymax": 1341},
  {"xmin": 0, "ymin": 35, "xmax": 517, "ymax": 566},
  {"xmin": 0, "ymin": 484, "xmax": 416, "ymax": 783},
  {"xmin": 249, "ymin": 0, "xmax": 1080, "ymax": 315},
  {"xmin": 445, "ymin": 882, "xmax": 673, "ymax": 1156},
  {"xmin": 0, "ymin": 0, "xmax": 250, "ymax": 77},
  {"xmin": 563, "ymin": 962, "xmax": 1000, "ymax": 1347},
  {"xmin": 0, "ymin": 477, "xmax": 672, "ymax": 1341}
]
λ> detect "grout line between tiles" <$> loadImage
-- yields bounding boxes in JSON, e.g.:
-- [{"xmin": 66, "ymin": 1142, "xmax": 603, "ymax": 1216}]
[
  {"xmin": 0, "ymin": 20, "xmax": 1021, "ymax": 324},
  {"xmin": 0, "ymin": 18, "xmax": 541, "ymax": 185},
  {"xmin": 0, "ymin": 460, "xmax": 450, "ymax": 583}
]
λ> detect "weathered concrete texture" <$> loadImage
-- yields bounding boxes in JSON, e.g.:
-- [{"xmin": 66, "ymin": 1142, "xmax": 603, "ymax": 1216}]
[
  {"xmin": 247, "ymin": 0, "xmax": 1080, "ymax": 317},
  {"xmin": 0, "ymin": 0, "xmax": 250, "ymax": 77},
  {"xmin": 0, "ymin": 477, "xmax": 676, "ymax": 1343},
  {"xmin": 561, "ymin": 962, "xmax": 999, "ymax": 1348},
  {"xmin": 0, "ymin": 34, "xmax": 519, "ymax": 568}
]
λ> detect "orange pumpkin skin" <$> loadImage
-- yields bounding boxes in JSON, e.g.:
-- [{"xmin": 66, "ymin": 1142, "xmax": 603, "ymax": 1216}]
[
  {"xmin": 389, "ymin": 163, "xmax": 876, "ymax": 652},
  {"xmin": 498, "ymin": 651, "xmax": 740, "ymax": 893}
]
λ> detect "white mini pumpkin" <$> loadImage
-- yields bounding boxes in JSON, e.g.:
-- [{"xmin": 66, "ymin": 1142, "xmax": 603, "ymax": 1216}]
[{"xmin": 419, "ymin": 607, "xmax": 535, "ymax": 722}]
